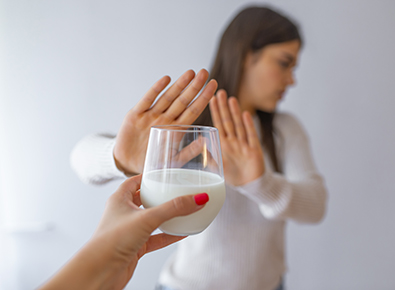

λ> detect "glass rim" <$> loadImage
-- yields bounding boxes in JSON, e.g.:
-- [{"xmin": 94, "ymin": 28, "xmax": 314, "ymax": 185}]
[{"xmin": 151, "ymin": 124, "xmax": 218, "ymax": 132}]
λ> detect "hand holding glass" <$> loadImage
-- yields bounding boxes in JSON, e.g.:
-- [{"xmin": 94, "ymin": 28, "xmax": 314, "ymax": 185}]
[{"xmin": 140, "ymin": 125, "xmax": 226, "ymax": 236}]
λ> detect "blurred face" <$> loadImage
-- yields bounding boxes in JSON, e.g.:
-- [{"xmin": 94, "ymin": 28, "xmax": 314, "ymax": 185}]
[{"xmin": 238, "ymin": 40, "xmax": 300, "ymax": 113}]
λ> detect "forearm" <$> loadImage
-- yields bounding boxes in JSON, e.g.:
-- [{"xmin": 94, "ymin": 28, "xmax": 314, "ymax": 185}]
[
  {"xmin": 39, "ymin": 238, "xmax": 118, "ymax": 290},
  {"xmin": 237, "ymin": 113, "xmax": 328, "ymax": 223},
  {"xmin": 236, "ymin": 171, "xmax": 327, "ymax": 223}
]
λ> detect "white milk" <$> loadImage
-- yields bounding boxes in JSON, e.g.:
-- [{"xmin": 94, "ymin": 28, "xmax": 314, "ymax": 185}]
[{"xmin": 141, "ymin": 168, "xmax": 226, "ymax": 236}]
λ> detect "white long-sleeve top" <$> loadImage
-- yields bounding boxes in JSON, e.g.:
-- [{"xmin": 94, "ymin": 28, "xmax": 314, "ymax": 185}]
[{"xmin": 70, "ymin": 112, "xmax": 327, "ymax": 290}]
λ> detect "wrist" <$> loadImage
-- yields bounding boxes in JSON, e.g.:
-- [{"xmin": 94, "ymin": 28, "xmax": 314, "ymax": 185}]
[
  {"xmin": 39, "ymin": 237, "xmax": 118, "ymax": 290},
  {"xmin": 75, "ymin": 235, "xmax": 125, "ymax": 289},
  {"xmin": 113, "ymin": 153, "xmax": 138, "ymax": 177},
  {"xmin": 227, "ymin": 168, "xmax": 265, "ymax": 186}
]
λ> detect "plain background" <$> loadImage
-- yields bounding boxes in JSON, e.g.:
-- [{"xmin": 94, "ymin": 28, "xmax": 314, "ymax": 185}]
[{"xmin": 1, "ymin": 0, "xmax": 395, "ymax": 289}]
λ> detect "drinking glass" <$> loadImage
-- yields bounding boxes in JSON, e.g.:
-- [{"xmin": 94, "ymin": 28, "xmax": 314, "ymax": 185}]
[{"xmin": 140, "ymin": 125, "xmax": 226, "ymax": 236}]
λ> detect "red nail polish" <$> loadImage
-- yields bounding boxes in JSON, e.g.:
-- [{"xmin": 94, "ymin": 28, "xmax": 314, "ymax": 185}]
[{"xmin": 194, "ymin": 193, "xmax": 209, "ymax": 205}]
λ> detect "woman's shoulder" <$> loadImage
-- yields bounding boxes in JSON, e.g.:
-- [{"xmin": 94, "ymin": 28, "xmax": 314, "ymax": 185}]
[
  {"xmin": 274, "ymin": 111, "xmax": 309, "ymax": 139},
  {"xmin": 274, "ymin": 111, "xmax": 303, "ymax": 128}
]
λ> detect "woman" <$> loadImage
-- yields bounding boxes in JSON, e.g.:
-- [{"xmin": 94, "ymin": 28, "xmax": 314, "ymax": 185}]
[
  {"xmin": 71, "ymin": 6, "xmax": 327, "ymax": 290},
  {"xmin": 155, "ymin": 6, "xmax": 327, "ymax": 290}
]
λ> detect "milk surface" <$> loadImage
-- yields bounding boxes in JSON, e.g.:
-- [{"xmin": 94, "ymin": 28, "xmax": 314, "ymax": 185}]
[{"xmin": 141, "ymin": 168, "xmax": 226, "ymax": 235}]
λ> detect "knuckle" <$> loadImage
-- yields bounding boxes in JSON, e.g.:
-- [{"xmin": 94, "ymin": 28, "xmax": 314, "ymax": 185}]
[
  {"xmin": 149, "ymin": 109, "xmax": 161, "ymax": 119},
  {"xmin": 188, "ymin": 105, "xmax": 200, "ymax": 116},
  {"xmin": 174, "ymin": 81, "xmax": 186, "ymax": 91},
  {"xmin": 200, "ymin": 90, "xmax": 212, "ymax": 100},
  {"xmin": 190, "ymin": 83, "xmax": 202, "ymax": 93},
  {"xmin": 235, "ymin": 122, "xmax": 244, "ymax": 129},
  {"xmin": 157, "ymin": 114, "xmax": 171, "ymax": 123},
  {"xmin": 161, "ymin": 94, "xmax": 173, "ymax": 103},
  {"xmin": 178, "ymin": 96, "xmax": 190, "ymax": 106},
  {"xmin": 223, "ymin": 117, "xmax": 233, "ymax": 124},
  {"xmin": 227, "ymin": 135, "xmax": 236, "ymax": 142},
  {"xmin": 151, "ymin": 85, "xmax": 162, "ymax": 94},
  {"xmin": 165, "ymin": 111, "xmax": 178, "ymax": 121},
  {"xmin": 171, "ymin": 196, "xmax": 188, "ymax": 213}
]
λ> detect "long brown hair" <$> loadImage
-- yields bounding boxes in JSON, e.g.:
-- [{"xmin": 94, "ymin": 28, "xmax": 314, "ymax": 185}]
[{"xmin": 194, "ymin": 6, "xmax": 302, "ymax": 172}]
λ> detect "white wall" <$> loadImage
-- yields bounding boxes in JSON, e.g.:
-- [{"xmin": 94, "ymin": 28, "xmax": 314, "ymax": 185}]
[{"xmin": 1, "ymin": 0, "xmax": 394, "ymax": 289}]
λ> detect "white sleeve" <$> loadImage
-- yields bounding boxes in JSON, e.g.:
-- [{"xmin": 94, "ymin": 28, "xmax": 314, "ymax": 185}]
[
  {"xmin": 70, "ymin": 133, "xmax": 127, "ymax": 185},
  {"xmin": 235, "ymin": 113, "xmax": 328, "ymax": 224}
]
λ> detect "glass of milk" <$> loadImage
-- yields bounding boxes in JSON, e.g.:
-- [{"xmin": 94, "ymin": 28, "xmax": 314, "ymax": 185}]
[{"xmin": 140, "ymin": 125, "xmax": 226, "ymax": 236}]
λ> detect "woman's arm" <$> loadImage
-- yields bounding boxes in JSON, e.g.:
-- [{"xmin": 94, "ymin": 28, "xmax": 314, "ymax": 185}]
[
  {"xmin": 210, "ymin": 91, "xmax": 327, "ymax": 224},
  {"xmin": 235, "ymin": 114, "xmax": 327, "ymax": 223},
  {"xmin": 70, "ymin": 69, "xmax": 218, "ymax": 185},
  {"xmin": 70, "ymin": 133, "xmax": 127, "ymax": 185},
  {"xmin": 39, "ymin": 175, "xmax": 208, "ymax": 290}
]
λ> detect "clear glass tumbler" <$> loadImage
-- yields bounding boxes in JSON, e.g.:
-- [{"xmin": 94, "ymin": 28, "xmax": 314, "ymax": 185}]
[{"xmin": 140, "ymin": 125, "xmax": 226, "ymax": 236}]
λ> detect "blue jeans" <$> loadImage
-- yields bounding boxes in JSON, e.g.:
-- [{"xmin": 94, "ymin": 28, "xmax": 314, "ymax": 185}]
[
  {"xmin": 276, "ymin": 279, "xmax": 284, "ymax": 290},
  {"xmin": 156, "ymin": 279, "xmax": 284, "ymax": 290}
]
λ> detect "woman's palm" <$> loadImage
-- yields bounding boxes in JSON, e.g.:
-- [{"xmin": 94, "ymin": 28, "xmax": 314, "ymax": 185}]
[{"xmin": 209, "ymin": 90, "xmax": 265, "ymax": 186}]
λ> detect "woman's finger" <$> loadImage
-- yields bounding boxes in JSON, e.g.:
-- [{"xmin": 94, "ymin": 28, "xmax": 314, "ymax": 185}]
[
  {"xmin": 150, "ymin": 70, "xmax": 196, "ymax": 115},
  {"xmin": 142, "ymin": 234, "xmax": 187, "ymax": 257},
  {"xmin": 177, "ymin": 79, "xmax": 218, "ymax": 124},
  {"xmin": 133, "ymin": 76, "xmax": 171, "ymax": 113},
  {"xmin": 209, "ymin": 96, "xmax": 225, "ymax": 137},
  {"xmin": 217, "ymin": 90, "xmax": 236, "ymax": 137},
  {"xmin": 228, "ymin": 97, "xmax": 247, "ymax": 142},
  {"xmin": 116, "ymin": 175, "xmax": 143, "ymax": 206},
  {"xmin": 143, "ymin": 193, "xmax": 208, "ymax": 230},
  {"xmin": 242, "ymin": 111, "xmax": 261, "ymax": 148},
  {"xmin": 163, "ymin": 69, "xmax": 209, "ymax": 121},
  {"xmin": 173, "ymin": 137, "xmax": 204, "ymax": 167}
]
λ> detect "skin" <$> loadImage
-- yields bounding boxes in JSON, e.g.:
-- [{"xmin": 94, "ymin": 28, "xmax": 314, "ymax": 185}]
[
  {"xmin": 39, "ymin": 175, "xmax": 208, "ymax": 290},
  {"xmin": 39, "ymin": 41, "xmax": 301, "ymax": 288},
  {"xmin": 238, "ymin": 40, "xmax": 300, "ymax": 114},
  {"xmin": 114, "ymin": 69, "xmax": 218, "ymax": 176},
  {"xmin": 210, "ymin": 91, "xmax": 264, "ymax": 186},
  {"xmin": 210, "ymin": 40, "xmax": 300, "ymax": 186},
  {"xmin": 40, "ymin": 71, "xmax": 217, "ymax": 289}
]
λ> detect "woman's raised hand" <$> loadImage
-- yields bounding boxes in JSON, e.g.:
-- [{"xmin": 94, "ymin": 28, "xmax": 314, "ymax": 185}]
[
  {"xmin": 209, "ymin": 89, "xmax": 265, "ymax": 186},
  {"xmin": 113, "ymin": 69, "xmax": 218, "ymax": 176}
]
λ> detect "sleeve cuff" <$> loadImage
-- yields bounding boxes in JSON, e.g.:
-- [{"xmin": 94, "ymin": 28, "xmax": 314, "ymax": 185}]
[
  {"xmin": 234, "ymin": 171, "xmax": 292, "ymax": 219},
  {"xmin": 234, "ymin": 171, "xmax": 273, "ymax": 203},
  {"xmin": 98, "ymin": 138, "xmax": 128, "ymax": 180},
  {"xmin": 70, "ymin": 133, "xmax": 127, "ymax": 185}
]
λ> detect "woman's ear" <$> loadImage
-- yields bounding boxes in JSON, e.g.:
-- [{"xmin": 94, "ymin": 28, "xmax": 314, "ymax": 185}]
[{"xmin": 243, "ymin": 50, "xmax": 262, "ymax": 70}]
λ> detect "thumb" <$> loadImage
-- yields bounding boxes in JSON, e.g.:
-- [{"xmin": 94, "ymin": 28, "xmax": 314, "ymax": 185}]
[{"xmin": 144, "ymin": 193, "xmax": 209, "ymax": 230}]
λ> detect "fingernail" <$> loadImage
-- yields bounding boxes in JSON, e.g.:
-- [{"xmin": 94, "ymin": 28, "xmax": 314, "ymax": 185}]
[{"xmin": 194, "ymin": 193, "xmax": 209, "ymax": 205}]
